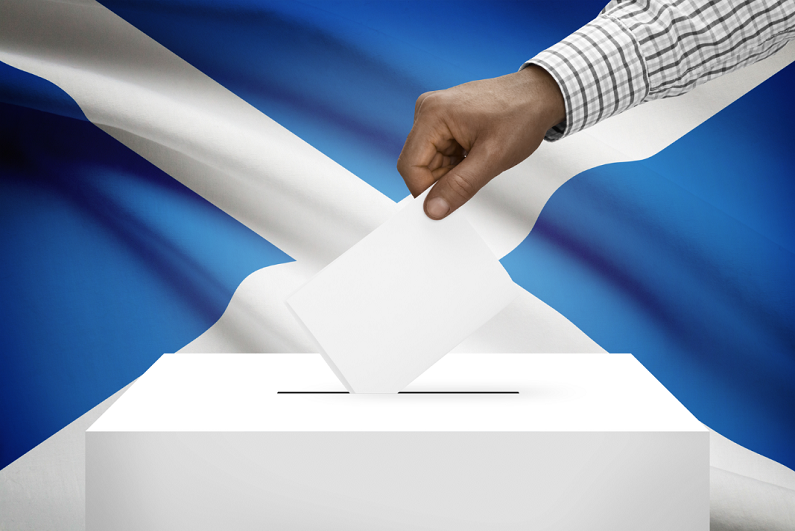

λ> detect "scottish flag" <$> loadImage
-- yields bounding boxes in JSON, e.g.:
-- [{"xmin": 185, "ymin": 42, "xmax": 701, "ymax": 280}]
[{"xmin": 1, "ymin": 0, "xmax": 793, "ymax": 528}]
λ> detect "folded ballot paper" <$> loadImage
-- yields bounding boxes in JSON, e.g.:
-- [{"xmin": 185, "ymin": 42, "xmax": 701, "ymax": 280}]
[{"xmin": 287, "ymin": 190, "xmax": 519, "ymax": 393}]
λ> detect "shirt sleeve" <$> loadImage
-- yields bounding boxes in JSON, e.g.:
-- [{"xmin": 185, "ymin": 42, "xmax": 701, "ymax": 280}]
[{"xmin": 526, "ymin": 0, "xmax": 795, "ymax": 141}]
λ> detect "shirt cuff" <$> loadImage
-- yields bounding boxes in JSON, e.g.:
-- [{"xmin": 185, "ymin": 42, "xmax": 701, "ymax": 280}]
[{"xmin": 523, "ymin": 14, "xmax": 649, "ymax": 141}]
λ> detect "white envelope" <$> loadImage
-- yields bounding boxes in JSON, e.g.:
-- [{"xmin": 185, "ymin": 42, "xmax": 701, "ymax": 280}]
[{"xmin": 287, "ymin": 190, "xmax": 519, "ymax": 393}]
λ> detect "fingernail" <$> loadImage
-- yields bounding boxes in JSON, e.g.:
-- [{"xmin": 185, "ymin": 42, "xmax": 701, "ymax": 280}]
[{"xmin": 425, "ymin": 197, "xmax": 450, "ymax": 219}]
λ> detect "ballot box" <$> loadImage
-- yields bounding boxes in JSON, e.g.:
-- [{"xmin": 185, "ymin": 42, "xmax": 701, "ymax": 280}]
[{"xmin": 86, "ymin": 353, "xmax": 708, "ymax": 530}]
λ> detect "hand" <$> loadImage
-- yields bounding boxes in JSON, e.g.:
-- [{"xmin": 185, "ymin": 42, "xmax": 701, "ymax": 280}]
[{"xmin": 397, "ymin": 65, "xmax": 565, "ymax": 220}]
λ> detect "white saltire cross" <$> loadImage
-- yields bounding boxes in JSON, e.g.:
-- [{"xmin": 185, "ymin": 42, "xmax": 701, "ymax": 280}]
[{"xmin": 1, "ymin": 1, "xmax": 794, "ymax": 528}]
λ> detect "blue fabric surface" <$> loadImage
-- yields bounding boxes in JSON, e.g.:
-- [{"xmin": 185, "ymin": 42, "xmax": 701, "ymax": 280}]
[
  {"xmin": 1, "ymin": 0, "xmax": 793, "ymax": 472},
  {"xmin": 504, "ymin": 68, "xmax": 795, "ymax": 467},
  {"xmin": 0, "ymin": 87, "xmax": 290, "ymax": 469}
]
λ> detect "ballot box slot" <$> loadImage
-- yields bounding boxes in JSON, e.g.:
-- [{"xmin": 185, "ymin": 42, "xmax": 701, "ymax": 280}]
[
  {"xmin": 277, "ymin": 391, "xmax": 350, "ymax": 394},
  {"xmin": 276, "ymin": 391, "xmax": 520, "ymax": 394},
  {"xmin": 400, "ymin": 391, "xmax": 519, "ymax": 394}
]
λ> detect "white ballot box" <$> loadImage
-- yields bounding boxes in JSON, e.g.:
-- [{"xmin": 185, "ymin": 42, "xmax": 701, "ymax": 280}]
[{"xmin": 86, "ymin": 353, "xmax": 708, "ymax": 531}]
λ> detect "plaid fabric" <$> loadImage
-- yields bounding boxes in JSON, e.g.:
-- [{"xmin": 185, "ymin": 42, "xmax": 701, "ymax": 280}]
[{"xmin": 528, "ymin": 0, "xmax": 795, "ymax": 140}]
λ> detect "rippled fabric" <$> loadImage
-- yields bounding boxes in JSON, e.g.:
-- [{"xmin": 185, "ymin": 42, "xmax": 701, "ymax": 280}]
[
  {"xmin": 0, "ymin": 0, "xmax": 604, "ymax": 470},
  {"xmin": 0, "ymin": 1, "xmax": 793, "ymax": 526},
  {"xmin": 0, "ymin": 93, "xmax": 290, "ymax": 470},
  {"xmin": 97, "ymin": 0, "xmax": 794, "ymax": 470},
  {"xmin": 504, "ymin": 71, "xmax": 795, "ymax": 467}
]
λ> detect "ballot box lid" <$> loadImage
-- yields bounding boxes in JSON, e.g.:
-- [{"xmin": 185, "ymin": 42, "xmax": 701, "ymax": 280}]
[{"xmin": 88, "ymin": 353, "xmax": 705, "ymax": 434}]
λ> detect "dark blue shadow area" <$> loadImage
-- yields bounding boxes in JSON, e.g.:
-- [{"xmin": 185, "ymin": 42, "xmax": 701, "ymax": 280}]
[
  {"xmin": 0, "ymin": 93, "xmax": 290, "ymax": 469},
  {"xmin": 5, "ymin": 0, "xmax": 792, "ymax": 474},
  {"xmin": 1, "ymin": 0, "xmax": 604, "ymax": 472},
  {"xmin": 503, "ymin": 63, "xmax": 795, "ymax": 469},
  {"xmin": 0, "ymin": 60, "xmax": 87, "ymax": 122},
  {"xmin": 99, "ymin": 0, "xmax": 601, "ymax": 201}
]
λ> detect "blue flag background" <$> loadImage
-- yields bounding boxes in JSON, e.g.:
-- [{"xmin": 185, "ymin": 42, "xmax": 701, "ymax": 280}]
[{"xmin": 1, "ymin": 0, "xmax": 793, "ymax": 473}]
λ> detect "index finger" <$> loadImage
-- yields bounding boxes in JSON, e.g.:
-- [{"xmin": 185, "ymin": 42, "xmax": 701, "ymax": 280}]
[{"xmin": 396, "ymin": 119, "xmax": 448, "ymax": 197}]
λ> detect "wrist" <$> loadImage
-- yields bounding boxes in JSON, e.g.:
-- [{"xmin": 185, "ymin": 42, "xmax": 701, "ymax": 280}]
[{"xmin": 515, "ymin": 64, "xmax": 566, "ymax": 133}]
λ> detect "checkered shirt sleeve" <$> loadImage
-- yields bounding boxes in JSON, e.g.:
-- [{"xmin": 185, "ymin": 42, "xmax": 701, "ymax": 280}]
[{"xmin": 526, "ymin": 0, "xmax": 795, "ymax": 141}]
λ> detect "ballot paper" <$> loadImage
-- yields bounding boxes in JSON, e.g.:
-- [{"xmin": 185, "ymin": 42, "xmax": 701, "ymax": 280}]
[{"xmin": 287, "ymin": 190, "xmax": 519, "ymax": 393}]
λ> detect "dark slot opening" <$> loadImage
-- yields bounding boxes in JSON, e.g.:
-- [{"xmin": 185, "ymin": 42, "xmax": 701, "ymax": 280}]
[
  {"xmin": 399, "ymin": 391, "xmax": 519, "ymax": 394},
  {"xmin": 277, "ymin": 391, "xmax": 350, "ymax": 394},
  {"xmin": 277, "ymin": 391, "xmax": 519, "ymax": 394}
]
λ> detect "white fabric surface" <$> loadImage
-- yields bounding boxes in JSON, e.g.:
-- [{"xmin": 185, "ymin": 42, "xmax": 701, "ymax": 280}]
[{"xmin": 0, "ymin": 0, "xmax": 793, "ymax": 529}]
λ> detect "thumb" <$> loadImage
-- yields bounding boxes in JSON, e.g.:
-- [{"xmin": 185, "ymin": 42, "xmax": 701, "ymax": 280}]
[{"xmin": 423, "ymin": 145, "xmax": 500, "ymax": 220}]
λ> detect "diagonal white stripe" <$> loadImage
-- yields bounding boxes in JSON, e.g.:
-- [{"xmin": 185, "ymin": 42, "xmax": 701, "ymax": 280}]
[
  {"xmin": 0, "ymin": 0, "xmax": 396, "ymax": 273},
  {"xmin": 459, "ymin": 40, "xmax": 795, "ymax": 259},
  {"xmin": 1, "ymin": 0, "xmax": 794, "ymax": 529},
  {"xmin": 0, "ymin": 384, "xmax": 131, "ymax": 531}
]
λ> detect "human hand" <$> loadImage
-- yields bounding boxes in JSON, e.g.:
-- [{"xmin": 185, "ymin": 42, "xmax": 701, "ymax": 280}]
[{"xmin": 397, "ymin": 65, "xmax": 565, "ymax": 220}]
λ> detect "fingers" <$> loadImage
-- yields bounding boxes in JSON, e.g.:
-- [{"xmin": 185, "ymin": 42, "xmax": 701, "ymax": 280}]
[
  {"xmin": 396, "ymin": 127, "xmax": 440, "ymax": 197},
  {"xmin": 413, "ymin": 91, "xmax": 436, "ymax": 123},
  {"xmin": 428, "ymin": 146, "xmax": 465, "ymax": 179},
  {"xmin": 397, "ymin": 107, "xmax": 463, "ymax": 197},
  {"xmin": 400, "ymin": 91, "xmax": 470, "ymax": 198},
  {"xmin": 424, "ymin": 143, "xmax": 501, "ymax": 220}
]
